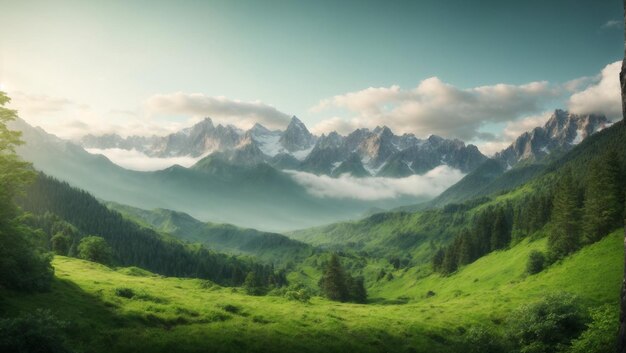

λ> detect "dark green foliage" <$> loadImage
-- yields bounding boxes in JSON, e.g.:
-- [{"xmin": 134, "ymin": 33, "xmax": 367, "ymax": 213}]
[
  {"xmin": 0, "ymin": 92, "xmax": 53, "ymax": 292},
  {"xmin": 490, "ymin": 208, "xmax": 510, "ymax": 251},
  {"xmin": 569, "ymin": 305, "xmax": 618, "ymax": 353},
  {"xmin": 431, "ymin": 248, "xmax": 445, "ymax": 272},
  {"xmin": 319, "ymin": 254, "xmax": 366, "ymax": 303},
  {"xmin": 463, "ymin": 326, "xmax": 507, "ymax": 353},
  {"xmin": 115, "ymin": 287, "xmax": 135, "ymax": 299},
  {"xmin": 319, "ymin": 254, "xmax": 348, "ymax": 301},
  {"xmin": 435, "ymin": 205, "xmax": 512, "ymax": 274},
  {"xmin": 582, "ymin": 152, "xmax": 623, "ymax": 244},
  {"xmin": 243, "ymin": 271, "xmax": 265, "ymax": 295},
  {"xmin": 0, "ymin": 222, "xmax": 54, "ymax": 292},
  {"xmin": 507, "ymin": 293, "xmax": 586, "ymax": 353},
  {"xmin": 526, "ymin": 251, "xmax": 545, "ymax": 275},
  {"xmin": 0, "ymin": 309, "xmax": 71, "ymax": 353},
  {"xmin": 346, "ymin": 276, "xmax": 367, "ymax": 304},
  {"xmin": 457, "ymin": 229, "xmax": 475, "ymax": 265},
  {"xmin": 77, "ymin": 236, "xmax": 113, "ymax": 265},
  {"xmin": 50, "ymin": 232, "xmax": 71, "ymax": 256},
  {"xmin": 18, "ymin": 174, "xmax": 286, "ymax": 287},
  {"xmin": 548, "ymin": 171, "xmax": 581, "ymax": 261}
]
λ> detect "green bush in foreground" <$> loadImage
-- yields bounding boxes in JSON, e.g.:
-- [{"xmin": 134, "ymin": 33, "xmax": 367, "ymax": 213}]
[
  {"xmin": 0, "ymin": 309, "xmax": 71, "ymax": 353},
  {"xmin": 569, "ymin": 305, "xmax": 618, "ymax": 353},
  {"xmin": 507, "ymin": 293, "xmax": 586, "ymax": 353}
]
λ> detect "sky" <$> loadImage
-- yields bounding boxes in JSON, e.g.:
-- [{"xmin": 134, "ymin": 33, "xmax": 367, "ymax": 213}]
[{"xmin": 0, "ymin": 0, "xmax": 623, "ymax": 156}]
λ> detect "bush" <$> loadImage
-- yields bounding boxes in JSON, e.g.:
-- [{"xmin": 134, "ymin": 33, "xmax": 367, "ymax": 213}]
[
  {"xmin": 283, "ymin": 284, "xmax": 313, "ymax": 303},
  {"xmin": 0, "ymin": 309, "xmax": 72, "ymax": 353},
  {"xmin": 526, "ymin": 250, "xmax": 545, "ymax": 275},
  {"xmin": 50, "ymin": 233, "xmax": 71, "ymax": 256},
  {"xmin": 569, "ymin": 305, "xmax": 618, "ymax": 353},
  {"xmin": 0, "ymin": 224, "xmax": 54, "ymax": 291},
  {"xmin": 463, "ymin": 326, "xmax": 507, "ymax": 353},
  {"xmin": 77, "ymin": 236, "xmax": 112, "ymax": 265},
  {"xmin": 114, "ymin": 287, "xmax": 135, "ymax": 298},
  {"xmin": 507, "ymin": 293, "xmax": 586, "ymax": 353}
]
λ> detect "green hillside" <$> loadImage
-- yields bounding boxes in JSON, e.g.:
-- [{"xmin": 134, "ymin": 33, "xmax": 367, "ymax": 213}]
[
  {"xmin": 2, "ymin": 230, "xmax": 620, "ymax": 353},
  {"xmin": 106, "ymin": 202, "xmax": 314, "ymax": 265}
]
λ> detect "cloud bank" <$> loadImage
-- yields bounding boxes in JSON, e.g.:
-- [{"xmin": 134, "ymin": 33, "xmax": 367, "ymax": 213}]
[
  {"xmin": 286, "ymin": 165, "xmax": 464, "ymax": 201},
  {"xmin": 568, "ymin": 61, "xmax": 622, "ymax": 119},
  {"xmin": 85, "ymin": 148, "xmax": 203, "ymax": 171},
  {"xmin": 310, "ymin": 78, "xmax": 560, "ymax": 140},
  {"xmin": 145, "ymin": 92, "xmax": 292, "ymax": 130}
]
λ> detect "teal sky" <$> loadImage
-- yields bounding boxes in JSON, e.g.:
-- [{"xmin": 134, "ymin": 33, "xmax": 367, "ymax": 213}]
[{"xmin": 0, "ymin": 0, "xmax": 623, "ymax": 150}]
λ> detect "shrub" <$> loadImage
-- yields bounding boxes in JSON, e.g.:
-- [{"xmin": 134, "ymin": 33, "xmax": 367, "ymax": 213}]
[
  {"xmin": 0, "ymin": 309, "xmax": 72, "ymax": 353},
  {"xmin": 463, "ymin": 326, "xmax": 507, "ymax": 353},
  {"xmin": 77, "ymin": 236, "xmax": 112, "ymax": 265},
  {"xmin": 569, "ymin": 305, "xmax": 618, "ymax": 353},
  {"xmin": 283, "ymin": 284, "xmax": 313, "ymax": 303},
  {"xmin": 114, "ymin": 287, "xmax": 135, "ymax": 299},
  {"xmin": 507, "ymin": 293, "xmax": 586, "ymax": 353},
  {"xmin": 0, "ymin": 224, "xmax": 54, "ymax": 292},
  {"xmin": 526, "ymin": 250, "xmax": 545, "ymax": 275},
  {"xmin": 50, "ymin": 233, "xmax": 71, "ymax": 256}
]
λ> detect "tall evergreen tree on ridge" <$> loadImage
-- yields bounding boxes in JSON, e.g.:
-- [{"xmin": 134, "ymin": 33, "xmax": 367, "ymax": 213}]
[
  {"xmin": 582, "ymin": 152, "xmax": 622, "ymax": 244},
  {"xmin": 548, "ymin": 170, "xmax": 581, "ymax": 261}
]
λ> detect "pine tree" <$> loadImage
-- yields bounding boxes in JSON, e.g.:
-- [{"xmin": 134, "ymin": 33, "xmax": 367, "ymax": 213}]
[
  {"xmin": 582, "ymin": 152, "xmax": 622, "ymax": 243},
  {"xmin": 347, "ymin": 275, "xmax": 367, "ymax": 303},
  {"xmin": 431, "ymin": 248, "xmax": 445, "ymax": 271},
  {"xmin": 490, "ymin": 209, "xmax": 510, "ymax": 251},
  {"xmin": 441, "ymin": 245, "xmax": 458, "ymax": 274},
  {"xmin": 243, "ymin": 271, "xmax": 264, "ymax": 295},
  {"xmin": 457, "ymin": 229, "xmax": 475, "ymax": 265},
  {"xmin": 319, "ymin": 253, "xmax": 348, "ymax": 301},
  {"xmin": 549, "ymin": 170, "xmax": 581, "ymax": 260}
]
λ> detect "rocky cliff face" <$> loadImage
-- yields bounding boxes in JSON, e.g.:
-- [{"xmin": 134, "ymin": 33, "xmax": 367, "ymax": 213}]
[{"xmin": 496, "ymin": 110, "xmax": 611, "ymax": 167}]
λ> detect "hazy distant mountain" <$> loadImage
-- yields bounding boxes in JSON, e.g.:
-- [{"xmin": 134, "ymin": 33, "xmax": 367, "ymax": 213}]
[
  {"xmin": 12, "ymin": 118, "xmax": 430, "ymax": 231},
  {"xmin": 80, "ymin": 116, "xmax": 486, "ymax": 178}
]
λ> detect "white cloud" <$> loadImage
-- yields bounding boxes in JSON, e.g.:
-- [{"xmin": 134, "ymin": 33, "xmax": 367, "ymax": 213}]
[
  {"xmin": 602, "ymin": 20, "xmax": 621, "ymax": 29},
  {"xmin": 311, "ymin": 77, "xmax": 560, "ymax": 140},
  {"xmin": 286, "ymin": 165, "xmax": 464, "ymax": 201},
  {"xmin": 144, "ymin": 92, "xmax": 292, "ymax": 130},
  {"xmin": 477, "ymin": 112, "xmax": 553, "ymax": 156},
  {"xmin": 85, "ymin": 148, "xmax": 203, "ymax": 171},
  {"xmin": 568, "ymin": 61, "xmax": 622, "ymax": 120}
]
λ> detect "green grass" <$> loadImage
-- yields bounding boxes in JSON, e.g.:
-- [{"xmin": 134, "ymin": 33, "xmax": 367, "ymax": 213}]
[{"xmin": 2, "ymin": 230, "xmax": 621, "ymax": 353}]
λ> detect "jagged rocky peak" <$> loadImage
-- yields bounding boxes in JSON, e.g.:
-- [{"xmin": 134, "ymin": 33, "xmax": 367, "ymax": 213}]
[
  {"xmin": 250, "ymin": 122, "xmax": 271, "ymax": 135},
  {"xmin": 495, "ymin": 109, "xmax": 611, "ymax": 167},
  {"xmin": 279, "ymin": 116, "xmax": 316, "ymax": 152}
]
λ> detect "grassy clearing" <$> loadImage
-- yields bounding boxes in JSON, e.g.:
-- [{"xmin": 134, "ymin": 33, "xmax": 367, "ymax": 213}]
[{"xmin": 1, "ymin": 230, "xmax": 621, "ymax": 353}]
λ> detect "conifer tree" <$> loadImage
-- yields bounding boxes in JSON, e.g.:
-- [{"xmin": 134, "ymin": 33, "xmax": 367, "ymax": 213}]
[
  {"xmin": 582, "ymin": 152, "xmax": 622, "ymax": 243},
  {"xmin": 431, "ymin": 248, "xmax": 445, "ymax": 271},
  {"xmin": 347, "ymin": 275, "xmax": 367, "ymax": 303},
  {"xmin": 548, "ymin": 170, "xmax": 581, "ymax": 260},
  {"xmin": 441, "ymin": 245, "xmax": 458, "ymax": 274},
  {"xmin": 457, "ymin": 229, "xmax": 475, "ymax": 265},
  {"xmin": 319, "ymin": 253, "xmax": 348, "ymax": 301},
  {"xmin": 490, "ymin": 209, "xmax": 510, "ymax": 251}
]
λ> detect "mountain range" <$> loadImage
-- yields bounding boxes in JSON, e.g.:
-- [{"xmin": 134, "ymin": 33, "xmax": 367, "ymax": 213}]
[
  {"xmin": 11, "ymin": 109, "xmax": 610, "ymax": 231},
  {"xmin": 80, "ymin": 116, "xmax": 487, "ymax": 177}
]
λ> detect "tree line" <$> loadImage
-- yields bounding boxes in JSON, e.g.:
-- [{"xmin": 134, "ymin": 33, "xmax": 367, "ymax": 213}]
[
  {"xmin": 432, "ymin": 150, "xmax": 625, "ymax": 275},
  {"xmin": 18, "ymin": 173, "xmax": 287, "ymax": 288}
]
